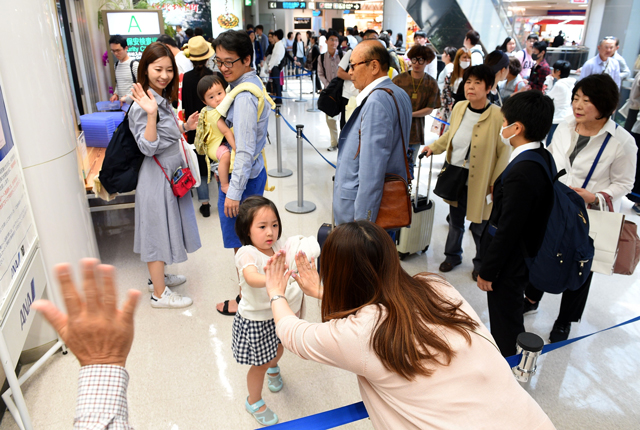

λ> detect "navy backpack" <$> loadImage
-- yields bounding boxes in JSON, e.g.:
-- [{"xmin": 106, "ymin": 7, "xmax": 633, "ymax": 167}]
[{"xmin": 501, "ymin": 150, "xmax": 594, "ymax": 293}]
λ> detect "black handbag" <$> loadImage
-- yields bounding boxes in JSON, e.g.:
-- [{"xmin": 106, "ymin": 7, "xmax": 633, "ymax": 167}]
[{"xmin": 433, "ymin": 146, "xmax": 471, "ymax": 202}]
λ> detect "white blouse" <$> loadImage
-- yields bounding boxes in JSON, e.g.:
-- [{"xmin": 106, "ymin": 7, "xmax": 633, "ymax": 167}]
[
  {"xmin": 235, "ymin": 239, "xmax": 303, "ymax": 321},
  {"xmin": 549, "ymin": 117, "xmax": 637, "ymax": 208}
]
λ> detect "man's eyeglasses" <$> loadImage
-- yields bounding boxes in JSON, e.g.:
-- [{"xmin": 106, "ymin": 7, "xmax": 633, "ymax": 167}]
[
  {"xmin": 349, "ymin": 59, "xmax": 373, "ymax": 69},
  {"xmin": 410, "ymin": 57, "xmax": 426, "ymax": 65},
  {"xmin": 214, "ymin": 57, "xmax": 242, "ymax": 68}
]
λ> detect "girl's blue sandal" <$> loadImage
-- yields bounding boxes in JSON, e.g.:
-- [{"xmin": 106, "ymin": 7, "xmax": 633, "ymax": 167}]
[
  {"xmin": 245, "ymin": 397, "xmax": 278, "ymax": 426},
  {"xmin": 267, "ymin": 366, "xmax": 283, "ymax": 392}
]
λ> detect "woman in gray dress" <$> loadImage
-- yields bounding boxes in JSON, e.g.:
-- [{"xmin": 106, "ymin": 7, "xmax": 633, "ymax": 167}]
[{"xmin": 129, "ymin": 42, "xmax": 201, "ymax": 309}]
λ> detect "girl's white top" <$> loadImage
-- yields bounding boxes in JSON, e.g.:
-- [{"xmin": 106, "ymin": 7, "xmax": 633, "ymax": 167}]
[{"xmin": 236, "ymin": 236, "xmax": 320, "ymax": 321}]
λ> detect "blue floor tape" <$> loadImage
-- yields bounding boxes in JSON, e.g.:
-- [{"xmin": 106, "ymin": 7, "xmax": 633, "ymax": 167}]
[{"xmin": 263, "ymin": 314, "xmax": 640, "ymax": 429}]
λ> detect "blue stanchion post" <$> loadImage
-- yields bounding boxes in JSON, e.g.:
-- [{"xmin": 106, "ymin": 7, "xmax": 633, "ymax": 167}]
[
  {"xmin": 268, "ymin": 105, "xmax": 293, "ymax": 178},
  {"xmin": 285, "ymin": 124, "xmax": 316, "ymax": 214}
]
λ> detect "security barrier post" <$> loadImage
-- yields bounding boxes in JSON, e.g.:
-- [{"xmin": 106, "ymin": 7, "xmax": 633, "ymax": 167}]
[
  {"xmin": 295, "ymin": 70, "xmax": 308, "ymax": 103},
  {"xmin": 285, "ymin": 124, "xmax": 316, "ymax": 213},
  {"xmin": 268, "ymin": 106, "xmax": 293, "ymax": 178},
  {"xmin": 307, "ymin": 70, "xmax": 321, "ymax": 112}
]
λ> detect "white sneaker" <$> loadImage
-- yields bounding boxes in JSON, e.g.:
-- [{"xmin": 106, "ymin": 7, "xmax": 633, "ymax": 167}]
[
  {"xmin": 150, "ymin": 287, "xmax": 193, "ymax": 309},
  {"xmin": 147, "ymin": 274, "xmax": 186, "ymax": 292}
]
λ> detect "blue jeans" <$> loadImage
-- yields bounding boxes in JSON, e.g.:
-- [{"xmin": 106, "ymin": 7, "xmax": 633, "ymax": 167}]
[
  {"xmin": 217, "ymin": 168, "xmax": 267, "ymax": 248},
  {"xmin": 196, "ymin": 175, "xmax": 210, "ymax": 202},
  {"xmin": 444, "ymin": 186, "xmax": 487, "ymax": 271}
]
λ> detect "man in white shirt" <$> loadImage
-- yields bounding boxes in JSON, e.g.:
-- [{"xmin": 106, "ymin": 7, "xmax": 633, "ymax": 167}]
[
  {"xmin": 109, "ymin": 35, "xmax": 139, "ymax": 104},
  {"xmin": 337, "ymin": 30, "xmax": 379, "ymax": 127},
  {"xmin": 346, "ymin": 27, "xmax": 358, "ymax": 50},
  {"xmin": 612, "ymin": 38, "xmax": 631, "ymax": 81},
  {"xmin": 580, "ymin": 37, "xmax": 621, "ymax": 88},
  {"xmin": 412, "ymin": 31, "xmax": 437, "ymax": 79},
  {"xmin": 318, "ymin": 29, "xmax": 328, "ymax": 54},
  {"xmin": 157, "ymin": 34, "xmax": 193, "ymax": 75},
  {"xmin": 463, "ymin": 30, "xmax": 484, "ymax": 66},
  {"xmin": 268, "ymin": 30, "xmax": 286, "ymax": 105}
]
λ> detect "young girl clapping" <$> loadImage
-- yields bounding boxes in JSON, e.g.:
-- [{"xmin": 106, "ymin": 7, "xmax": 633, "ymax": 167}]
[{"xmin": 232, "ymin": 196, "xmax": 316, "ymax": 426}]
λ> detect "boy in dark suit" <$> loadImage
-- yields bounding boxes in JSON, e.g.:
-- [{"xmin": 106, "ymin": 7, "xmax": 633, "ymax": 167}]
[{"xmin": 476, "ymin": 90, "xmax": 555, "ymax": 356}]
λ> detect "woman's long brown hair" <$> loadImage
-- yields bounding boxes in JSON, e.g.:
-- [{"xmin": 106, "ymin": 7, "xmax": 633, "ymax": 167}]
[
  {"xmin": 451, "ymin": 47, "xmax": 470, "ymax": 85},
  {"xmin": 320, "ymin": 221, "xmax": 479, "ymax": 380},
  {"xmin": 137, "ymin": 42, "xmax": 179, "ymax": 102}
]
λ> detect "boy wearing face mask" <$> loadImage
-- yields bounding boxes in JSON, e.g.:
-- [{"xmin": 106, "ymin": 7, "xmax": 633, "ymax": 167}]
[
  {"xmin": 476, "ymin": 90, "xmax": 555, "ymax": 357},
  {"xmin": 527, "ymin": 41, "xmax": 551, "ymax": 91}
]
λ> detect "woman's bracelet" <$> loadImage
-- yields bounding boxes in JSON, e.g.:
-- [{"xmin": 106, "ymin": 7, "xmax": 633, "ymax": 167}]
[
  {"xmin": 270, "ymin": 295, "xmax": 288, "ymax": 305},
  {"xmin": 182, "ymin": 122, "xmax": 187, "ymax": 133}
]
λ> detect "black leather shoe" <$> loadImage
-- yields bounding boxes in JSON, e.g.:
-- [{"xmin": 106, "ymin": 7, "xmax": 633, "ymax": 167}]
[
  {"xmin": 549, "ymin": 320, "xmax": 571, "ymax": 343},
  {"xmin": 199, "ymin": 203, "xmax": 211, "ymax": 218},
  {"xmin": 439, "ymin": 261, "xmax": 461, "ymax": 272}
]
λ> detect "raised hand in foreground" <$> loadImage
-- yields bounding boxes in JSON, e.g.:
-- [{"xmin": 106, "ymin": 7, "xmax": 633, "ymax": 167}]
[{"xmin": 31, "ymin": 259, "xmax": 141, "ymax": 367}]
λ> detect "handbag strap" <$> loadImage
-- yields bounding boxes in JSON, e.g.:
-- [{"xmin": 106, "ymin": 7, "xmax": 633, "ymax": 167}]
[
  {"xmin": 581, "ymin": 129, "xmax": 614, "ymax": 189},
  {"xmin": 168, "ymin": 108, "xmax": 190, "ymax": 169},
  {"xmin": 364, "ymin": 87, "xmax": 412, "ymax": 188},
  {"xmin": 154, "ymin": 155, "xmax": 172, "ymax": 185}
]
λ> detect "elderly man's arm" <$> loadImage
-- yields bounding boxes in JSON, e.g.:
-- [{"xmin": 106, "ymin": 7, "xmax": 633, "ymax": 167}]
[
  {"xmin": 31, "ymin": 259, "xmax": 140, "ymax": 430},
  {"xmin": 354, "ymin": 99, "xmax": 397, "ymax": 222}
]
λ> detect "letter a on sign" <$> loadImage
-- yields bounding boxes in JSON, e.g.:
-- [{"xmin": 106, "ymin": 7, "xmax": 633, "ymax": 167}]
[{"xmin": 128, "ymin": 15, "xmax": 142, "ymax": 33}]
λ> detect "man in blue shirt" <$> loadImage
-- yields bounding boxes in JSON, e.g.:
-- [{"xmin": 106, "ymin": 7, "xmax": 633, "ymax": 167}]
[
  {"xmin": 579, "ymin": 37, "xmax": 620, "ymax": 88},
  {"xmin": 213, "ymin": 30, "xmax": 270, "ymax": 315}
]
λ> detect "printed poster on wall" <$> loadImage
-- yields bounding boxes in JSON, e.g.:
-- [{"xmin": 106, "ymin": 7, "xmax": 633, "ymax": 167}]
[
  {"xmin": 0, "ymin": 85, "xmax": 37, "ymax": 308},
  {"xmin": 151, "ymin": 0, "xmax": 214, "ymax": 40}
]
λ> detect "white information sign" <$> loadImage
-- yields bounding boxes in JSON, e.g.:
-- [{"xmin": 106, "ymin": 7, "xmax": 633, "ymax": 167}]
[
  {"xmin": 0, "ymin": 85, "xmax": 37, "ymax": 312},
  {"xmin": 106, "ymin": 12, "xmax": 162, "ymax": 35}
]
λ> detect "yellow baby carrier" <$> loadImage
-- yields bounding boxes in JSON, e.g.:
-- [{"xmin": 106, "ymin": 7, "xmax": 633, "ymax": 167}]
[{"xmin": 194, "ymin": 82, "xmax": 276, "ymax": 191}]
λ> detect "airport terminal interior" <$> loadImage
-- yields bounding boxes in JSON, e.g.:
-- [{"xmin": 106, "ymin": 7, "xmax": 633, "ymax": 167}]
[{"xmin": 0, "ymin": 0, "xmax": 639, "ymax": 429}]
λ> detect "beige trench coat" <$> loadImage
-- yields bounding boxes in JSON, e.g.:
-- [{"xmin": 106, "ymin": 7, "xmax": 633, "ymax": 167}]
[{"xmin": 428, "ymin": 101, "xmax": 511, "ymax": 224}]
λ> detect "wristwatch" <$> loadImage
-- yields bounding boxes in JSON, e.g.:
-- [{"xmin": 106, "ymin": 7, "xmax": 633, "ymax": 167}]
[{"xmin": 270, "ymin": 295, "xmax": 288, "ymax": 305}]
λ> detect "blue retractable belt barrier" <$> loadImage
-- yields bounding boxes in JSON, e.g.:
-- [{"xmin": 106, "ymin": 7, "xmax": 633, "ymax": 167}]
[
  {"xmin": 429, "ymin": 115, "xmax": 450, "ymax": 126},
  {"xmin": 505, "ymin": 314, "xmax": 640, "ymax": 367},
  {"xmin": 278, "ymin": 111, "xmax": 337, "ymax": 169},
  {"xmin": 263, "ymin": 315, "xmax": 640, "ymax": 429},
  {"xmin": 267, "ymin": 72, "xmax": 312, "ymax": 79}
]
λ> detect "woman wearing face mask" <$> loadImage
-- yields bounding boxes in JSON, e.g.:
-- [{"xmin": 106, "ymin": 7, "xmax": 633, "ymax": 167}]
[
  {"xmin": 421, "ymin": 65, "xmax": 511, "ymax": 281},
  {"xmin": 523, "ymin": 74, "xmax": 637, "ymax": 343},
  {"xmin": 129, "ymin": 42, "xmax": 202, "ymax": 309},
  {"xmin": 450, "ymin": 48, "xmax": 471, "ymax": 106}
]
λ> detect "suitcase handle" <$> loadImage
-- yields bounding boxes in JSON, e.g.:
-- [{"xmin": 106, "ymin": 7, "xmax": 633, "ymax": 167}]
[{"xmin": 415, "ymin": 153, "xmax": 433, "ymax": 201}]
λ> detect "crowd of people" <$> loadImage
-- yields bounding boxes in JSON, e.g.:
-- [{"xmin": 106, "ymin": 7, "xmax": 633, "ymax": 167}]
[{"xmin": 33, "ymin": 22, "xmax": 640, "ymax": 429}]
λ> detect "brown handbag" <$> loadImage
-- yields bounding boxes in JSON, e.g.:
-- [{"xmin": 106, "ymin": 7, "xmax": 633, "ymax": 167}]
[
  {"xmin": 358, "ymin": 87, "xmax": 412, "ymax": 230},
  {"xmin": 599, "ymin": 193, "xmax": 640, "ymax": 275}
]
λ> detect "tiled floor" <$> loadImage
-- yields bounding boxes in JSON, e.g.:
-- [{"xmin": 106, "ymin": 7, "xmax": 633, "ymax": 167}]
[{"xmin": 3, "ymin": 78, "xmax": 640, "ymax": 429}]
